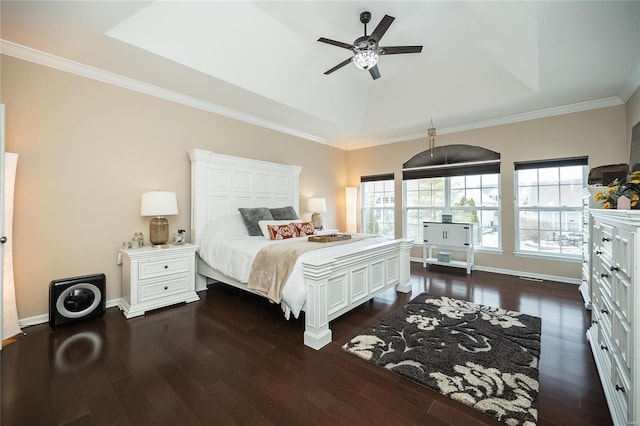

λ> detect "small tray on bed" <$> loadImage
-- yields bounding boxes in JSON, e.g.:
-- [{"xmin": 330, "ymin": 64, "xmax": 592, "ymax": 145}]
[{"xmin": 308, "ymin": 233, "xmax": 351, "ymax": 243}]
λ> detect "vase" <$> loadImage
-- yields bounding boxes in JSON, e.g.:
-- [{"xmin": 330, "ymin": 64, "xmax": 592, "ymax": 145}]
[{"xmin": 617, "ymin": 195, "xmax": 631, "ymax": 210}]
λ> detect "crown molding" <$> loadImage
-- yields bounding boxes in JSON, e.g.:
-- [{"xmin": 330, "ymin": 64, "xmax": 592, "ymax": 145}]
[
  {"xmin": 340, "ymin": 96, "xmax": 626, "ymax": 151},
  {"xmin": 0, "ymin": 40, "xmax": 329, "ymax": 146},
  {"xmin": 2, "ymin": 40, "xmax": 633, "ymax": 152}
]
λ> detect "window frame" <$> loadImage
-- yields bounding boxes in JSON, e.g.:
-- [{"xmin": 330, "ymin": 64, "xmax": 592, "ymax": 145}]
[
  {"xmin": 514, "ymin": 157, "xmax": 588, "ymax": 261},
  {"xmin": 403, "ymin": 174, "xmax": 501, "ymax": 251},
  {"xmin": 360, "ymin": 174, "xmax": 395, "ymax": 238}
]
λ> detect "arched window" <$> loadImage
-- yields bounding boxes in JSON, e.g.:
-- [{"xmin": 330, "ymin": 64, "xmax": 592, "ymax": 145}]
[{"xmin": 402, "ymin": 145, "xmax": 501, "ymax": 249}]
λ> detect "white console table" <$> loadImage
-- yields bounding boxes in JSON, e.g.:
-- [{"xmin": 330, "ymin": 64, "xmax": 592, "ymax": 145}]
[{"xmin": 422, "ymin": 222, "xmax": 474, "ymax": 274}]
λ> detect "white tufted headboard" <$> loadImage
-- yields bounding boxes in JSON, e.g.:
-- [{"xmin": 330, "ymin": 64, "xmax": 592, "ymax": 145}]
[{"xmin": 188, "ymin": 149, "xmax": 302, "ymax": 243}]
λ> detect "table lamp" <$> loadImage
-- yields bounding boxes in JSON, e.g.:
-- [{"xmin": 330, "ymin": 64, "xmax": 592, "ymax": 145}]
[
  {"xmin": 308, "ymin": 197, "xmax": 326, "ymax": 230},
  {"xmin": 140, "ymin": 191, "xmax": 179, "ymax": 246}
]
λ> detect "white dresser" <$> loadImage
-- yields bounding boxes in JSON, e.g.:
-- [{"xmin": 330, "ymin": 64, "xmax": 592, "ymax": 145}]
[
  {"xmin": 119, "ymin": 243, "xmax": 200, "ymax": 318},
  {"xmin": 580, "ymin": 186, "xmax": 603, "ymax": 309},
  {"xmin": 587, "ymin": 210, "xmax": 640, "ymax": 426},
  {"xmin": 422, "ymin": 222, "xmax": 474, "ymax": 274}
]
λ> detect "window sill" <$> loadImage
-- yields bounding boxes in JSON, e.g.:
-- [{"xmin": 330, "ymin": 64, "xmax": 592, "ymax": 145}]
[
  {"xmin": 474, "ymin": 248, "xmax": 503, "ymax": 255},
  {"xmin": 513, "ymin": 251, "xmax": 582, "ymax": 263}
]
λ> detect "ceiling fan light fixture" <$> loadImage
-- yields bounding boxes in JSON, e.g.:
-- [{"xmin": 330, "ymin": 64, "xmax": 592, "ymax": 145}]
[
  {"xmin": 318, "ymin": 11, "xmax": 422, "ymax": 79},
  {"xmin": 353, "ymin": 49, "xmax": 379, "ymax": 70}
]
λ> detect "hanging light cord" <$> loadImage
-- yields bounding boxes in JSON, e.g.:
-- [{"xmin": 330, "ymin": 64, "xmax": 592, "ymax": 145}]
[{"xmin": 427, "ymin": 118, "xmax": 436, "ymax": 157}]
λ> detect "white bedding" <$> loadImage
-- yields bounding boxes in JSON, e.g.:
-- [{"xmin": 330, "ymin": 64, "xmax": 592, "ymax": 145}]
[{"xmin": 197, "ymin": 214, "xmax": 389, "ymax": 319}]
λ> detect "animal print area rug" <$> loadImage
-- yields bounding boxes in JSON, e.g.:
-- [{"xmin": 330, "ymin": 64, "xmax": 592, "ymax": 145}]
[{"xmin": 343, "ymin": 293, "xmax": 541, "ymax": 426}]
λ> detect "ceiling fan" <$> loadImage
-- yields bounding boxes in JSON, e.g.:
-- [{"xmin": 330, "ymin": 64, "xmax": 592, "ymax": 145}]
[{"xmin": 318, "ymin": 11, "xmax": 423, "ymax": 80}]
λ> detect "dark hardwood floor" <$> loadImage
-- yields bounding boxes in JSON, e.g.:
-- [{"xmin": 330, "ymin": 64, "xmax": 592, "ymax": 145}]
[{"xmin": 1, "ymin": 263, "xmax": 611, "ymax": 426}]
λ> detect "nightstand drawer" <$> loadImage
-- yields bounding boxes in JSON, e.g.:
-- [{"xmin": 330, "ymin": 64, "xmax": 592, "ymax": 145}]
[
  {"xmin": 139, "ymin": 275, "xmax": 190, "ymax": 302},
  {"xmin": 138, "ymin": 256, "xmax": 190, "ymax": 280}
]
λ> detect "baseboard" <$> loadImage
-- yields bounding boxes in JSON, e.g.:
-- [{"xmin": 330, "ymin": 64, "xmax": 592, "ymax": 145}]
[
  {"xmin": 409, "ymin": 257, "xmax": 580, "ymax": 285},
  {"xmin": 18, "ymin": 298, "xmax": 122, "ymax": 328}
]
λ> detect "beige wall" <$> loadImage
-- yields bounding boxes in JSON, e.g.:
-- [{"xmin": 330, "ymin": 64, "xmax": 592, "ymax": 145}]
[
  {"xmin": 1, "ymin": 56, "xmax": 347, "ymax": 319},
  {"xmin": 347, "ymin": 106, "xmax": 628, "ymax": 279},
  {"xmin": 1, "ymin": 53, "xmax": 635, "ymax": 320}
]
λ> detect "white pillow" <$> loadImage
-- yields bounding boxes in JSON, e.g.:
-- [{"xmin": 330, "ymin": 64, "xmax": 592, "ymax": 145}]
[
  {"xmin": 202, "ymin": 214, "xmax": 249, "ymax": 239},
  {"xmin": 258, "ymin": 219, "xmax": 302, "ymax": 239}
]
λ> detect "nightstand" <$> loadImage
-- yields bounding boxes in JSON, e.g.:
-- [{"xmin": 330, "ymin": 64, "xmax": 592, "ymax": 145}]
[{"xmin": 118, "ymin": 243, "xmax": 200, "ymax": 318}]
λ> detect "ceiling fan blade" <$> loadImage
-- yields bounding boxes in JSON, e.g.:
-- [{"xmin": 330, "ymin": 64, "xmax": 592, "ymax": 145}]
[
  {"xmin": 324, "ymin": 57, "xmax": 353, "ymax": 75},
  {"xmin": 379, "ymin": 45, "xmax": 423, "ymax": 55},
  {"xmin": 370, "ymin": 15, "xmax": 395, "ymax": 41},
  {"xmin": 369, "ymin": 65, "xmax": 381, "ymax": 80},
  {"xmin": 318, "ymin": 37, "xmax": 353, "ymax": 50}
]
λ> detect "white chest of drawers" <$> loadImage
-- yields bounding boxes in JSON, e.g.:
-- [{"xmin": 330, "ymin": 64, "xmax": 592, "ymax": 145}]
[
  {"xmin": 580, "ymin": 186, "xmax": 603, "ymax": 309},
  {"xmin": 118, "ymin": 243, "xmax": 200, "ymax": 318},
  {"xmin": 587, "ymin": 210, "xmax": 640, "ymax": 426}
]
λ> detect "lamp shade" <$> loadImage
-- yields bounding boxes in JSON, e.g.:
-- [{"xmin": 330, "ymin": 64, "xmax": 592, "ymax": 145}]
[
  {"xmin": 140, "ymin": 191, "xmax": 178, "ymax": 217},
  {"xmin": 308, "ymin": 198, "xmax": 327, "ymax": 213},
  {"xmin": 345, "ymin": 187, "xmax": 358, "ymax": 233}
]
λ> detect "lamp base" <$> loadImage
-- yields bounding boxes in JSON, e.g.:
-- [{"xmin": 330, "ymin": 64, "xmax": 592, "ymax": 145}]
[
  {"xmin": 149, "ymin": 216, "xmax": 169, "ymax": 246},
  {"xmin": 311, "ymin": 212, "xmax": 325, "ymax": 230}
]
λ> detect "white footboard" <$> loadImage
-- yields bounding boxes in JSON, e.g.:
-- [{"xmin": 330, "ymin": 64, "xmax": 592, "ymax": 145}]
[{"xmin": 301, "ymin": 238, "xmax": 413, "ymax": 349}]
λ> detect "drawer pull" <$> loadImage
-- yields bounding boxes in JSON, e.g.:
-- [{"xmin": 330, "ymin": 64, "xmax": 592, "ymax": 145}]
[
  {"xmin": 600, "ymin": 273, "xmax": 609, "ymax": 278},
  {"xmin": 615, "ymin": 384, "xmax": 625, "ymax": 393},
  {"xmin": 595, "ymin": 250, "xmax": 602, "ymax": 255},
  {"xmin": 592, "ymin": 320, "xmax": 598, "ymax": 324},
  {"xmin": 602, "ymin": 237, "xmax": 611, "ymax": 242},
  {"xmin": 610, "ymin": 265, "xmax": 619, "ymax": 272},
  {"xmin": 600, "ymin": 345, "xmax": 608, "ymax": 351},
  {"xmin": 164, "ymin": 265, "xmax": 168, "ymax": 269},
  {"xmin": 601, "ymin": 308, "xmax": 609, "ymax": 315},
  {"xmin": 164, "ymin": 286, "xmax": 168, "ymax": 290}
]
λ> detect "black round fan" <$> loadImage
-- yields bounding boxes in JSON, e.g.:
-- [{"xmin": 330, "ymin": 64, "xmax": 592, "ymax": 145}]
[{"xmin": 318, "ymin": 11, "xmax": 423, "ymax": 80}]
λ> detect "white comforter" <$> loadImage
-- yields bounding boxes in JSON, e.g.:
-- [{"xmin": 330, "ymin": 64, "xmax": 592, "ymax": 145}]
[{"xmin": 197, "ymin": 217, "xmax": 389, "ymax": 319}]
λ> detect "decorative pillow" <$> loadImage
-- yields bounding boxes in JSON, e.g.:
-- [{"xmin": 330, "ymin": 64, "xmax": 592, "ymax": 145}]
[
  {"xmin": 270, "ymin": 206, "xmax": 299, "ymax": 220},
  {"xmin": 293, "ymin": 221, "xmax": 316, "ymax": 237},
  {"xmin": 238, "ymin": 207, "xmax": 274, "ymax": 236},
  {"xmin": 267, "ymin": 223, "xmax": 297, "ymax": 240},
  {"xmin": 203, "ymin": 214, "xmax": 249, "ymax": 239},
  {"xmin": 258, "ymin": 219, "xmax": 302, "ymax": 240}
]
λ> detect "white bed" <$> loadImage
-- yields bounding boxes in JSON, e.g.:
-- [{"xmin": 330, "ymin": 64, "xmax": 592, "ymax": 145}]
[{"xmin": 189, "ymin": 149, "xmax": 413, "ymax": 349}]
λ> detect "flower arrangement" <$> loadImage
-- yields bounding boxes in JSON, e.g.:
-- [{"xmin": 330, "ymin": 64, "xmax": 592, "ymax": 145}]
[{"xmin": 594, "ymin": 170, "xmax": 640, "ymax": 209}]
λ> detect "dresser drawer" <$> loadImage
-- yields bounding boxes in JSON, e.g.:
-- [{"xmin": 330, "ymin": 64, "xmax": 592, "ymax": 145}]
[
  {"xmin": 612, "ymin": 310, "xmax": 631, "ymax": 372},
  {"xmin": 139, "ymin": 274, "xmax": 190, "ymax": 302},
  {"xmin": 581, "ymin": 262, "xmax": 590, "ymax": 281},
  {"xmin": 613, "ymin": 227, "xmax": 634, "ymax": 279},
  {"xmin": 595, "ymin": 256, "xmax": 613, "ymax": 299},
  {"xmin": 138, "ymin": 256, "xmax": 190, "ymax": 280},
  {"xmin": 597, "ymin": 287, "xmax": 614, "ymax": 339},
  {"xmin": 612, "ymin": 272, "xmax": 631, "ymax": 320},
  {"xmin": 611, "ymin": 354, "xmax": 630, "ymax": 424},
  {"xmin": 599, "ymin": 222, "xmax": 614, "ymax": 260},
  {"xmin": 595, "ymin": 321, "xmax": 613, "ymax": 372}
]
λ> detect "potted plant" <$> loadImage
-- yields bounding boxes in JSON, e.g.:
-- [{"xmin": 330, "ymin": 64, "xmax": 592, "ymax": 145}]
[{"xmin": 594, "ymin": 170, "xmax": 640, "ymax": 209}]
